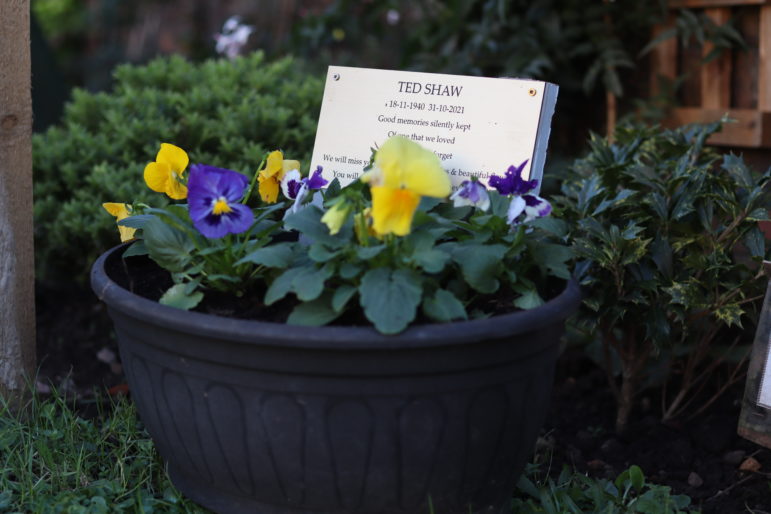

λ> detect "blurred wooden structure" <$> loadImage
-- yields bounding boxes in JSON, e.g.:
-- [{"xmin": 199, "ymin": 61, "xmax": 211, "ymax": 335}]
[
  {"xmin": 650, "ymin": 0, "xmax": 771, "ymax": 147},
  {"xmin": 0, "ymin": 0, "xmax": 35, "ymax": 405}
]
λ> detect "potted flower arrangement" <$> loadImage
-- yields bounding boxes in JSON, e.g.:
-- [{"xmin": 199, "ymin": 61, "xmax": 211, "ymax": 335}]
[{"xmin": 91, "ymin": 135, "xmax": 580, "ymax": 514}]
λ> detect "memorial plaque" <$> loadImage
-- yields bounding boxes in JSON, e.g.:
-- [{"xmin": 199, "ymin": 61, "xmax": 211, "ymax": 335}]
[
  {"xmin": 310, "ymin": 66, "xmax": 558, "ymax": 190},
  {"xmin": 738, "ymin": 261, "xmax": 771, "ymax": 448}
]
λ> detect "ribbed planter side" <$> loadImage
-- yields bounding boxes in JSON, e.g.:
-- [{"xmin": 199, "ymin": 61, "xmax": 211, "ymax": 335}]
[{"xmin": 92, "ymin": 245, "xmax": 581, "ymax": 514}]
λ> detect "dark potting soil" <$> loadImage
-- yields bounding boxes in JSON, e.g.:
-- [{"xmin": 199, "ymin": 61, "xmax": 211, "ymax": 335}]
[
  {"xmin": 35, "ymin": 258, "xmax": 771, "ymax": 512},
  {"xmin": 544, "ymin": 351, "xmax": 771, "ymax": 513},
  {"xmin": 105, "ymin": 250, "xmax": 556, "ymax": 327}
]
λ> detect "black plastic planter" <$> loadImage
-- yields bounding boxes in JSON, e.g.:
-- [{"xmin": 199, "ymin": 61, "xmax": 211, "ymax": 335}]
[{"xmin": 91, "ymin": 244, "xmax": 581, "ymax": 514}]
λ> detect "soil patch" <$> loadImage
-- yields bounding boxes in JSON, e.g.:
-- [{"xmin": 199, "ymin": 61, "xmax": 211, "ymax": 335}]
[{"xmin": 544, "ymin": 351, "xmax": 771, "ymax": 513}]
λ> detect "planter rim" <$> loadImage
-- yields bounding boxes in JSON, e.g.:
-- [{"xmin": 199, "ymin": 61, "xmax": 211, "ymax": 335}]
[{"xmin": 92, "ymin": 243, "xmax": 581, "ymax": 349}]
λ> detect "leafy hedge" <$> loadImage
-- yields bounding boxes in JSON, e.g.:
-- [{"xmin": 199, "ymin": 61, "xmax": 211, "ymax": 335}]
[{"xmin": 33, "ymin": 52, "xmax": 323, "ymax": 282}]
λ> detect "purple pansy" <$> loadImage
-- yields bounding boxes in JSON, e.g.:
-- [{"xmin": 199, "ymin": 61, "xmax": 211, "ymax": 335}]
[
  {"xmin": 488, "ymin": 160, "xmax": 537, "ymax": 196},
  {"xmin": 281, "ymin": 165, "xmax": 329, "ymax": 213},
  {"xmin": 187, "ymin": 164, "xmax": 254, "ymax": 238},
  {"xmin": 488, "ymin": 160, "xmax": 552, "ymax": 226},
  {"xmin": 449, "ymin": 180, "xmax": 490, "ymax": 211}
]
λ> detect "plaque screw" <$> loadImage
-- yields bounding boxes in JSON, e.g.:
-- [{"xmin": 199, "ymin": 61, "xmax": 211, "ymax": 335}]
[
  {"xmin": 528, "ymin": 88, "xmax": 537, "ymax": 97},
  {"xmin": 333, "ymin": 73, "xmax": 340, "ymax": 81}
]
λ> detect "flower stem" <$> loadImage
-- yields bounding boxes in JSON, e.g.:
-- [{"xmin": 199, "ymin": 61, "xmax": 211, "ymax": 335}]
[{"xmin": 242, "ymin": 155, "xmax": 267, "ymax": 205}]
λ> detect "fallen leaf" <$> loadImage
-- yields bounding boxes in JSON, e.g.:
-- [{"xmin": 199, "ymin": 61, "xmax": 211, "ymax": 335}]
[
  {"xmin": 587, "ymin": 459, "xmax": 606, "ymax": 471},
  {"xmin": 739, "ymin": 456, "xmax": 761, "ymax": 472}
]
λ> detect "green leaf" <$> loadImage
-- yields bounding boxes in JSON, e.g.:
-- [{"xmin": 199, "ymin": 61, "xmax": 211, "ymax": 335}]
[
  {"xmin": 236, "ymin": 243, "xmax": 294, "ymax": 267},
  {"xmin": 292, "ymin": 265, "xmax": 333, "ymax": 302},
  {"xmin": 117, "ymin": 214, "xmax": 155, "ymax": 229},
  {"xmin": 287, "ymin": 293, "xmax": 341, "ymax": 326},
  {"xmin": 159, "ymin": 284, "xmax": 203, "ymax": 310},
  {"xmin": 332, "ymin": 285, "xmax": 357, "ymax": 312},
  {"xmin": 591, "ymin": 189, "xmax": 635, "ymax": 217},
  {"xmin": 747, "ymin": 207, "xmax": 770, "ymax": 221},
  {"xmin": 308, "ymin": 244, "xmax": 340, "ymax": 263},
  {"xmin": 514, "ymin": 288, "xmax": 544, "ymax": 310},
  {"xmin": 284, "ymin": 206, "xmax": 343, "ymax": 247},
  {"xmin": 650, "ymin": 236, "xmax": 673, "ymax": 279},
  {"xmin": 450, "ymin": 244, "xmax": 507, "ymax": 294},
  {"xmin": 264, "ymin": 269, "xmax": 295, "ymax": 305},
  {"xmin": 340, "ymin": 262, "xmax": 362, "ymax": 279},
  {"xmin": 529, "ymin": 243, "xmax": 573, "ymax": 279},
  {"xmin": 325, "ymin": 178, "xmax": 342, "ymax": 199},
  {"xmin": 628, "ymin": 465, "xmax": 645, "ymax": 493},
  {"xmin": 529, "ymin": 216, "xmax": 569, "ymax": 237},
  {"xmin": 143, "ymin": 216, "xmax": 195, "ymax": 272},
  {"xmin": 423, "ymin": 289, "xmax": 467, "ymax": 322},
  {"xmin": 122, "ymin": 240, "xmax": 147, "ymax": 258},
  {"xmin": 359, "ymin": 268, "xmax": 422, "ymax": 334},
  {"xmin": 744, "ymin": 227, "xmax": 765, "ymax": 258},
  {"xmin": 714, "ymin": 303, "xmax": 743, "ymax": 328},
  {"xmin": 665, "ymin": 282, "xmax": 700, "ymax": 308},
  {"xmin": 722, "ymin": 153, "xmax": 755, "ymax": 188},
  {"xmin": 412, "ymin": 248, "xmax": 450, "ymax": 273},
  {"xmin": 357, "ymin": 245, "xmax": 385, "ymax": 260}
]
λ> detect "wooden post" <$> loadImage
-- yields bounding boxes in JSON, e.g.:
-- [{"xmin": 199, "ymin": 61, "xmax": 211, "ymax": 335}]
[{"xmin": 0, "ymin": 0, "xmax": 35, "ymax": 403}]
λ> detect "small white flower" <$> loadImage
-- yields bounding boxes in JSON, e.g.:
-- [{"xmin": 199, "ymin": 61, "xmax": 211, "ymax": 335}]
[{"xmin": 214, "ymin": 16, "xmax": 254, "ymax": 59}]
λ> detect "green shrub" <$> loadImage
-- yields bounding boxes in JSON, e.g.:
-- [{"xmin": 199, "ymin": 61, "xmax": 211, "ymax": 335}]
[
  {"xmin": 33, "ymin": 52, "xmax": 323, "ymax": 283},
  {"xmin": 559, "ymin": 121, "xmax": 770, "ymax": 432}
]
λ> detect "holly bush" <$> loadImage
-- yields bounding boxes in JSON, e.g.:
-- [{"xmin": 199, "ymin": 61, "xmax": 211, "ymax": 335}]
[{"xmin": 559, "ymin": 121, "xmax": 771, "ymax": 431}]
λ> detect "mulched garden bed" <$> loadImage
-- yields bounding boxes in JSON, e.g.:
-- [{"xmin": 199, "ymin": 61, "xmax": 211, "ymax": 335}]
[
  {"xmin": 34, "ymin": 284, "xmax": 771, "ymax": 513},
  {"xmin": 545, "ymin": 351, "xmax": 771, "ymax": 513}
]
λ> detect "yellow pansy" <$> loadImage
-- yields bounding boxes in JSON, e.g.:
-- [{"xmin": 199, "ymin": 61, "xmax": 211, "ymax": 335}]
[
  {"xmin": 257, "ymin": 150, "xmax": 300, "ymax": 203},
  {"xmin": 361, "ymin": 136, "xmax": 451, "ymax": 236},
  {"xmin": 102, "ymin": 203, "xmax": 136, "ymax": 242},
  {"xmin": 320, "ymin": 200, "xmax": 352, "ymax": 235},
  {"xmin": 143, "ymin": 143, "xmax": 189, "ymax": 199}
]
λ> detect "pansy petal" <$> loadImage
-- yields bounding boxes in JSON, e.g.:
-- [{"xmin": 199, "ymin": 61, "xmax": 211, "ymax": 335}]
[
  {"xmin": 523, "ymin": 195, "xmax": 552, "ymax": 221},
  {"xmin": 360, "ymin": 165, "xmax": 383, "ymax": 186},
  {"xmin": 321, "ymin": 201, "xmax": 351, "ymax": 235},
  {"xmin": 289, "ymin": 183, "xmax": 309, "ymax": 213},
  {"xmin": 258, "ymin": 174, "xmax": 280, "ymax": 203},
  {"xmin": 156, "ymin": 143, "xmax": 189, "ymax": 174},
  {"xmin": 281, "ymin": 169, "xmax": 302, "ymax": 199},
  {"xmin": 282, "ymin": 160, "xmax": 300, "ymax": 176},
  {"xmin": 165, "ymin": 178, "xmax": 188, "ymax": 200},
  {"xmin": 375, "ymin": 136, "xmax": 451, "ymax": 198},
  {"xmin": 103, "ymin": 202, "xmax": 136, "ymax": 242},
  {"xmin": 263, "ymin": 150, "xmax": 285, "ymax": 178},
  {"xmin": 194, "ymin": 203, "xmax": 253, "ymax": 238},
  {"xmin": 451, "ymin": 181, "xmax": 490, "ymax": 210},
  {"xmin": 144, "ymin": 162, "xmax": 171, "ymax": 193},
  {"xmin": 507, "ymin": 196, "xmax": 527, "ymax": 225},
  {"xmin": 102, "ymin": 202, "xmax": 129, "ymax": 218},
  {"xmin": 489, "ymin": 160, "xmax": 534, "ymax": 196},
  {"xmin": 306, "ymin": 166, "xmax": 328, "ymax": 190},
  {"xmin": 370, "ymin": 186, "xmax": 421, "ymax": 236}
]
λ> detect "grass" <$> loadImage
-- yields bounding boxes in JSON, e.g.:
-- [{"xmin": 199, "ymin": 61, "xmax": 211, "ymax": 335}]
[
  {"xmin": 0, "ymin": 389, "xmax": 207, "ymax": 513},
  {"xmin": 0, "ymin": 388, "xmax": 695, "ymax": 513}
]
